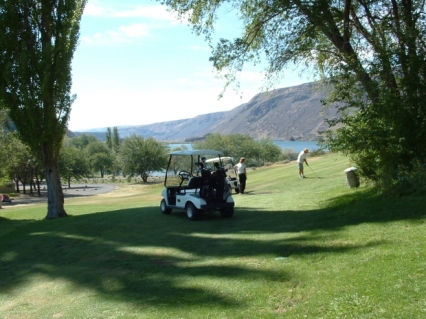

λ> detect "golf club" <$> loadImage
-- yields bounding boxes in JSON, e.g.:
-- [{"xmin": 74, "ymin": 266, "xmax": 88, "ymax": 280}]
[{"xmin": 307, "ymin": 164, "xmax": 321, "ymax": 178}]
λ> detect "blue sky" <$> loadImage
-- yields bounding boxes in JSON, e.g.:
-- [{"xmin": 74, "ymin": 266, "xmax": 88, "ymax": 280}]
[{"xmin": 69, "ymin": 0, "xmax": 315, "ymax": 131}]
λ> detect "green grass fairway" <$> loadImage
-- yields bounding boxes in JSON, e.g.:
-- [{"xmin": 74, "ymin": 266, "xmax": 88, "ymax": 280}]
[{"xmin": 1, "ymin": 153, "xmax": 426, "ymax": 318}]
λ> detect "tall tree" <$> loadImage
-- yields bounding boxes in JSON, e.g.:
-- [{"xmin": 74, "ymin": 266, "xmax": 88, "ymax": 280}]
[
  {"xmin": 106, "ymin": 127, "xmax": 113, "ymax": 150},
  {"xmin": 162, "ymin": 0, "xmax": 426, "ymax": 189},
  {"xmin": 106, "ymin": 127, "xmax": 120, "ymax": 153},
  {"xmin": 112, "ymin": 127, "xmax": 120, "ymax": 153},
  {"xmin": 0, "ymin": 0, "xmax": 87, "ymax": 218}
]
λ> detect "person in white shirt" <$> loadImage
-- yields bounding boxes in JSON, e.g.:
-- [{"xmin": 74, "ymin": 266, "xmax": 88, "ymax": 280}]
[
  {"xmin": 297, "ymin": 148, "xmax": 310, "ymax": 178},
  {"xmin": 233, "ymin": 157, "xmax": 247, "ymax": 194}
]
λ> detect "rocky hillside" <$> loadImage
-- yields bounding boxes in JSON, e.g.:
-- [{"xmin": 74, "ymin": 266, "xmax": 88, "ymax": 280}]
[{"xmin": 76, "ymin": 82, "xmax": 339, "ymax": 141}]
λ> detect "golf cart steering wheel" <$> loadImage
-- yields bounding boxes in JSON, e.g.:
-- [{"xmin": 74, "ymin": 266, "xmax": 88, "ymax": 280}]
[{"xmin": 178, "ymin": 171, "xmax": 191, "ymax": 181}]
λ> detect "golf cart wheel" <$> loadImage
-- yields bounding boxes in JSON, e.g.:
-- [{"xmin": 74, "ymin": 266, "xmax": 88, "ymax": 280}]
[
  {"xmin": 220, "ymin": 207, "xmax": 234, "ymax": 218},
  {"xmin": 160, "ymin": 199, "xmax": 172, "ymax": 214},
  {"xmin": 186, "ymin": 202, "xmax": 200, "ymax": 221},
  {"xmin": 234, "ymin": 188, "xmax": 240, "ymax": 194}
]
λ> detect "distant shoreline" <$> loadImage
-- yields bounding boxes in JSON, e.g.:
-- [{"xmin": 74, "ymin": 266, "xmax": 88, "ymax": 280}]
[{"xmin": 167, "ymin": 140, "xmax": 324, "ymax": 151}]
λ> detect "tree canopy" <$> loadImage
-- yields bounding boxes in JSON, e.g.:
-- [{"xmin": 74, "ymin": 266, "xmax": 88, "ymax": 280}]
[
  {"xmin": 65, "ymin": 134, "xmax": 99, "ymax": 150},
  {"xmin": 120, "ymin": 134, "xmax": 169, "ymax": 182},
  {"xmin": 161, "ymin": 0, "xmax": 426, "ymax": 191},
  {"xmin": 193, "ymin": 133, "xmax": 282, "ymax": 165},
  {"xmin": 59, "ymin": 146, "xmax": 91, "ymax": 188}
]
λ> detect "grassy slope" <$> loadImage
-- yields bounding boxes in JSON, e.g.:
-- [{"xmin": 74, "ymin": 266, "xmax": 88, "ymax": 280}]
[{"xmin": 0, "ymin": 153, "xmax": 425, "ymax": 319}]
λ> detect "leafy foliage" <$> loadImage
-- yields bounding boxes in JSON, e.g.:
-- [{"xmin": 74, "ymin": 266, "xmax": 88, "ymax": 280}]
[
  {"xmin": 65, "ymin": 134, "xmax": 99, "ymax": 150},
  {"xmin": 62, "ymin": 136, "xmax": 119, "ymax": 179},
  {"xmin": 120, "ymin": 134, "xmax": 168, "ymax": 182},
  {"xmin": 90, "ymin": 153, "xmax": 114, "ymax": 178},
  {"xmin": 59, "ymin": 146, "xmax": 91, "ymax": 187},
  {"xmin": 0, "ymin": 110, "xmax": 46, "ymax": 193},
  {"xmin": 193, "ymin": 133, "xmax": 281, "ymax": 166},
  {"xmin": 168, "ymin": 144, "xmax": 191, "ymax": 175},
  {"xmin": 0, "ymin": 108, "xmax": 13, "ymax": 184},
  {"xmin": 4, "ymin": 134, "xmax": 33, "ymax": 190}
]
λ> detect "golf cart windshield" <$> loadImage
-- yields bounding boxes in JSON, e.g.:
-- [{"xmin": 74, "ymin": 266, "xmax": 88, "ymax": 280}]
[{"xmin": 205, "ymin": 157, "xmax": 235, "ymax": 170}]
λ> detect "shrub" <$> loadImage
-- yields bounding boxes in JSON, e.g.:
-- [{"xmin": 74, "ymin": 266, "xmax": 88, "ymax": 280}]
[
  {"xmin": 310, "ymin": 149, "xmax": 326, "ymax": 157},
  {"xmin": 381, "ymin": 161, "xmax": 426, "ymax": 196},
  {"xmin": 280, "ymin": 148, "xmax": 298, "ymax": 161}
]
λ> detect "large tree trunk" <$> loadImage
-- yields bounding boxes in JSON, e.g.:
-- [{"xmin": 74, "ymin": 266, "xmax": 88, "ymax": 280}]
[{"xmin": 44, "ymin": 163, "xmax": 67, "ymax": 219}]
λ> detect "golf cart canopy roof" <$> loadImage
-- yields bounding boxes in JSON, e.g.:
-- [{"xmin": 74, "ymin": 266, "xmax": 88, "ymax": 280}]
[
  {"xmin": 168, "ymin": 150, "xmax": 224, "ymax": 156},
  {"xmin": 205, "ymin": 157, "xmax": 233, "ymax": 163}
]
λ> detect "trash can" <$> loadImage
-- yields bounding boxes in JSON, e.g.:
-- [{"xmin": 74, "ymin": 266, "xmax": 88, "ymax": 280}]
[{"xmin": 344, "ymin": 167, "xmax": 360, "ymax": 188}]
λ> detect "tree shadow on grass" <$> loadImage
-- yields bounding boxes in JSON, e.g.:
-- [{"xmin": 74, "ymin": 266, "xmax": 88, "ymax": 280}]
[{"xmin": 0, "ymin": 189, "xmax": 424, "ymax": 312}]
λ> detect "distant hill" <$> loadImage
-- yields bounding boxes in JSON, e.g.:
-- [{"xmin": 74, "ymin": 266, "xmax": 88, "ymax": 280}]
[{"xmin": 74, "ymin": 82, "xmax": 339, "ymax": 142}]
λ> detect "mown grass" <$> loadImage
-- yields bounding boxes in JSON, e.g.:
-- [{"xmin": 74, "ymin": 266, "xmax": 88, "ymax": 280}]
[{"xmin": 1, "ymin": 153, "xmax": 425, "ymax": 318}]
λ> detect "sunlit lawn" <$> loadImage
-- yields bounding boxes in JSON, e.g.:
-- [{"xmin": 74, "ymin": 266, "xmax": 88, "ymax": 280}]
[{"xmin": 1, "ymin": 153, "xmax": 425, "ymax": 318}]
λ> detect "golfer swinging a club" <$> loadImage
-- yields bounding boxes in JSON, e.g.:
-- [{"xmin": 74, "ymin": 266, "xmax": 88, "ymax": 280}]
[{"xmin": 297, "ymin": 148, "xmax": 310, "ymax": 179}]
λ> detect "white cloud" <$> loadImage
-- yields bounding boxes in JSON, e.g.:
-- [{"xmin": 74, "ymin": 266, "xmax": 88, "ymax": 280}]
[
  {"xmin": 113, "ymin": 6, "xmax": 180, "ymax": 23},
  {"xmin": 81, "ymin": 3, "xmax": 186, "ymax": 45},
  {"xmin": 80, "ymin": 22, "xmax": 157, "ymax": 45},
  {"xmin": 189, "ymin": 45, "xmax": 211, "ymax": 52},
  {"xmin": 118, "ymin": 23, "xmax": 151, "ymax": 38},
  {"xmin": 84, "ymin": 1, "xmax": 112, "ymax": 16},
  {"xmin": 80, "ymin": 30, "xmax": 139, "ymax": 45},
  {"xmin": 84, "ymin": 2, "xmax": 181, "ymax": 23},
  {"xmin": 236, "ymin": 71, "xmax": 265, "ymax": 82}
]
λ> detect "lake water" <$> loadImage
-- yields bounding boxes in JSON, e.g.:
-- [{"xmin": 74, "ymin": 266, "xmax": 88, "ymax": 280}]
[
  {"xmin": 168, "ymin": 140, "xmax": 323, "ymax": 152},
  {"xmin": 272, "ymin": 140, "xmax": 323, "ymax": 151}
]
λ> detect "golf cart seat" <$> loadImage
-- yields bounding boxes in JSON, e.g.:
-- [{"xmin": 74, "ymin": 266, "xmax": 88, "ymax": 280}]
[{"xmin": 187, "ymin": 177, "xmax": 202, "ymax": 189}]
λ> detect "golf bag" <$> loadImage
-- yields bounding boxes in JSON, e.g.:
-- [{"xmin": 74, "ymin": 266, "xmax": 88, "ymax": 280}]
[{"xmin": 200, "ymin": 167, "xmax": 230, "ymax": 202}]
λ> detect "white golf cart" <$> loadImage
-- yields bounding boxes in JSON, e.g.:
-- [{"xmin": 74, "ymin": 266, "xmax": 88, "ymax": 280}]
[
  {"xmin": 205, "ymin": 156, "xmax": 240, "ymax": 194},
  {"xmin": 160, "ymin": 150, "xmax": 235, "ymax": 220}
]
